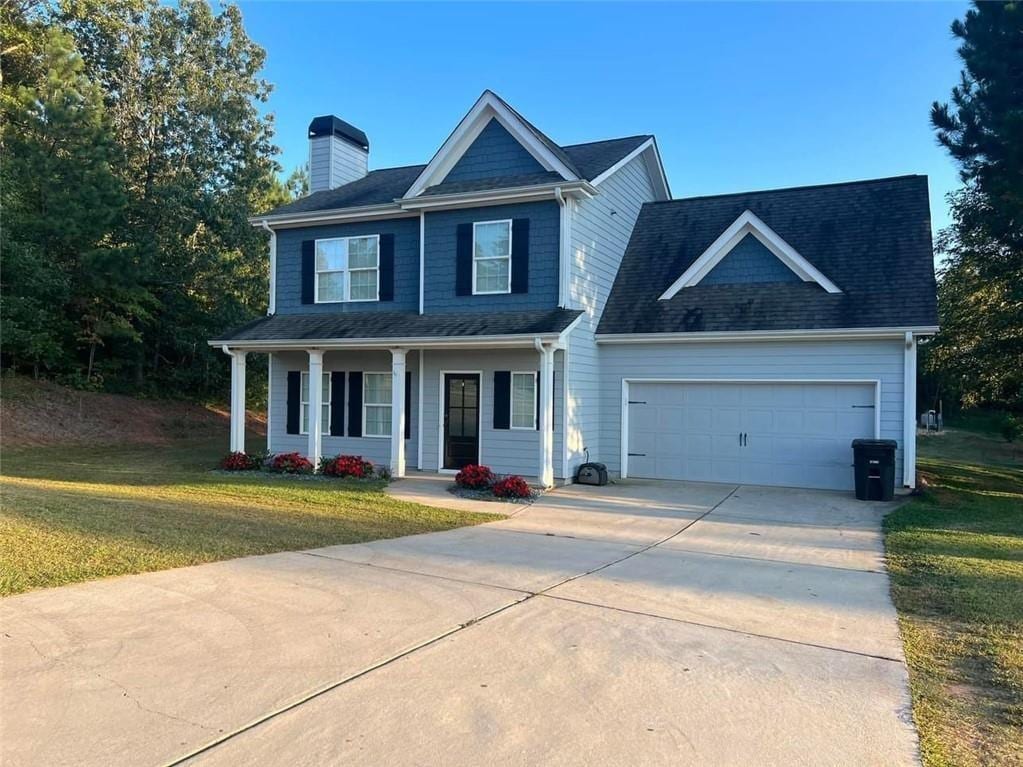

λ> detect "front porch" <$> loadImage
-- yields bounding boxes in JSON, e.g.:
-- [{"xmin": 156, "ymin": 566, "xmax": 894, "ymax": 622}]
[{"xmin": 221, "ymin": 342, "xmax": 566, "ymax": 487}]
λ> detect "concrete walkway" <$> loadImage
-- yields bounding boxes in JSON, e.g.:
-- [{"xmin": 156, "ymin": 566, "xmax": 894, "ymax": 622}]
[{"xmin": 0, "ymin": 479, "xmax": 919, "ymax": 766}]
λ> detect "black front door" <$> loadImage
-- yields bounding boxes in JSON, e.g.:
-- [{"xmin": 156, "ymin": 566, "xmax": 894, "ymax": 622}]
[{"xmin": 443, "ymin": 373, "xmax": 480, "ymax": 470}]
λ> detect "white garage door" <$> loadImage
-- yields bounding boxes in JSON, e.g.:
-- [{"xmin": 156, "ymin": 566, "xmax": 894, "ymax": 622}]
[{"xmin": 626, "ymin": 382, "xmax": 876, "ymax": 491}]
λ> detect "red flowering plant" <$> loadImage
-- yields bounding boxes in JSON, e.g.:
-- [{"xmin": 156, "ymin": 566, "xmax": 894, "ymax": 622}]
[
  {"xmin": 219, "ymin": 452, "xmax": 260, "ymax": 471},
  {"xmin": 319, "ymin": 454, "xmax": 375, "ymax": 479},
  {"xmin": 267, "ymin": 452, "xmax": 314, "ymax": 474},
  {"xmin": 454, "ymin": 464, "xmax": 494, "ymax": 490},
  {"xmin": 492, "ymin": 475, "xmax": 532, "ymax": 499}
]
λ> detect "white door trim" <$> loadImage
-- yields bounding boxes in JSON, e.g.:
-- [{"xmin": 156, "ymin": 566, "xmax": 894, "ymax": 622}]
[
  {"xmin": 620, "ymin": 377, "xmax": 882, "ymax": 480},
  {"xmin": 437, "ymin": 369, "xmax": 484, "ymax": 474}
]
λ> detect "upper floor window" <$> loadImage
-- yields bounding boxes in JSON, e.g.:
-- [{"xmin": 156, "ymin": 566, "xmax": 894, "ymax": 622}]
[
  {"xmin": 473, "ymin": 220, "xmax": 511, "ymax": 295},
  {"xmin": 315, "ymin": 235, "xmax": 379, "ymax": 303}
]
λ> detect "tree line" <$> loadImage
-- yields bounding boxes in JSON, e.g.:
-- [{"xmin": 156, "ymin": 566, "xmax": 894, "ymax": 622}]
[
  {"xmin": 1, "ymin": 1, "xmax": 1019, "ymax": 411},
  {"xmin": 1, "ymin": 0, "xmax": 303, "ymax": 398}
]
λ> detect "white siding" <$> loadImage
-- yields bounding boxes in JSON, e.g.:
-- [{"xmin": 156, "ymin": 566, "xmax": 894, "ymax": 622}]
[
  {"xmin": 564, "ymin": 155, "xmax": 658, "ymax": 476},
  {"xmin": 420, "ymin": 348, "xmax": 565, "ymax": 479},
  {"xmin": 598, "ymin": 339, "xmax": 907, "ymax": 483},
  {"xmin": 269, "ymin": 350, "xmax": 418, "ymax": 468}
]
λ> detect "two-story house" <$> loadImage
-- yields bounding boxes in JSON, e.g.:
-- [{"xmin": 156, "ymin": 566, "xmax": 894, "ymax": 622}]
[{"xmin": 211, "ymin": 91, "xmax": 938, "ymax": 491}]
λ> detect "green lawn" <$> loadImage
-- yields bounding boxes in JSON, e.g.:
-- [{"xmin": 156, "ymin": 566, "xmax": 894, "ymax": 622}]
[
  {"xmin": 0, "ymin": 439, "xmax": 498, "ymax": 596},
  {"xmin": 885, "ymin": 425, "xmax": 1023, "ymax": 767}
]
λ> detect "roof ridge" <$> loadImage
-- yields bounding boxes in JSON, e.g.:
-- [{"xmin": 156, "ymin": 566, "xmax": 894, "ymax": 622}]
[
  {"xmin": 560, "ymin": 134, "xmax": 653, "ymax": 150},
  {"xmin": 649, "ymin": 174, "xmax": 926, "ymax": 204}
]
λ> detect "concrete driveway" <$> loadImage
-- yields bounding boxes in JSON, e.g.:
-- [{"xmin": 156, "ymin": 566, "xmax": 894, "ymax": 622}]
[{"xmin": 0, "ymin": 480, "xmax": 919, "ymax": 766}]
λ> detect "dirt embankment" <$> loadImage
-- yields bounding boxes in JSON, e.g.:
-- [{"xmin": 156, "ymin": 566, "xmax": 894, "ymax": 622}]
[{"xmin": 1, "ymin": 377, "xmax": 264, "ymax": 447}]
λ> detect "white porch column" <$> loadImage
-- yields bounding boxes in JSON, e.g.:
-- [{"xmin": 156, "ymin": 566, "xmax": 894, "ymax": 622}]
[
  {"xmin": 307, "ymin": 350, "xmax": 324, "ymax": 466},
  {"xmin": 390, "ymin": 348, "xmax": 407, "ymax": 477},
  {"xmin": 537, "ymin": 343, "xmax": 555, "ymax": 488},
  {"xmin": 228, "ymin": 349, "xmax": 247, "ymax": 453}
]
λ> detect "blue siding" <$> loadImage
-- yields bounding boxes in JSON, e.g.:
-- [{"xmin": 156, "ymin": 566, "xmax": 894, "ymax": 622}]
[
  {"xmin": 701, "ymin": 234, "xmax": 801, "ymax": 285},
  {"xmin": 275, "ymin": 218, "xmax": 419, "ymax": 314},
  {"xmin": 423, "ymin": 201, "xmax": 560, "ymax": 313},
  {"xmin": 443, "ymin": 119, "xmax": 546, "ymax": 183}
]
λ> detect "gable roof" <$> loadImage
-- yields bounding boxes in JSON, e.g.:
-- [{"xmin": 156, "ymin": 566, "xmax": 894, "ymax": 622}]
[
  {"xmin": 659, "ymin": 209, "xmax": 842, "ymax": 296},
  {"xmin": 598, "ymin": 175, "xmax": 939, "ymax": 336},
  {"xmin": 262, "ymin": 133, "xmax": 655, "ymax": 218}
]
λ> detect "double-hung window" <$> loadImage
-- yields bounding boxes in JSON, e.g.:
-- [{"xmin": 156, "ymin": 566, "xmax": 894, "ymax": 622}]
[
  {"xmin": 315, "ymin": 235, "xmax": 380, "ymax": 303},
  {"xmin": 511, "ymin": 371, "xmax": 537, "ymax": 429},
  {"xmin": 300, "ymin": 371, "xmax": 331, "ymax": 435},
  {"xmin": 472, "ymin": 220, "xmax": 511, "ymax": 294},
  {"xmin": 363, "ymin": 372, "xmax": 392, "ymax": 437}
]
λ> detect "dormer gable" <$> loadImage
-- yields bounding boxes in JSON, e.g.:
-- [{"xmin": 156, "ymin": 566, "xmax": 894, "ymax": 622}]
[
  {"xmin": 443, "ymin": 119, "xmax": 547, "ymax": 184},
  {"xmin": 659, "ymin": 210, "xmax": 842, "ymax": 299},
  {"xmin": 404, "ymin": 91, "xmax": 579, "ymax": 198}
]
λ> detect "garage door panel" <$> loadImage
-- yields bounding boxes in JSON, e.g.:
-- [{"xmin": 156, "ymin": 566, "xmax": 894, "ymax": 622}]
[{"xmin": 627, "ymin": 382, "xmax": 876, "ymax": 491}]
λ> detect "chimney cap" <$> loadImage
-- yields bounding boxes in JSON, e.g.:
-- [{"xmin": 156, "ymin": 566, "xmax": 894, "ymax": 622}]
[{"xmin": 308, "ymin": 115, "xmax": 369, "ymax": 150}]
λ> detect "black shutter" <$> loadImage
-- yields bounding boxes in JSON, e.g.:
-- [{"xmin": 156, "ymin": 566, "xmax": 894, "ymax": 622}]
[
  {"xmin": 330, "ymin": 372, "xmax": 346, "ymax": 436},
  {"xmin": 348, "ymin": 371, "xmax": 363, "ymax": 437},
  {"xmin": 535, "ymin": 370, "xmax": 540, "ymax": 430},
  {"xmin": 511, "ymin": 218, "xmax": 529, "ymax": 294},
  {"xmin": 379, "ymin": 234, "xmax": 395, "ymax": 301},
  {"xmin": 286, "ymin": 371, "xmax": 301, "ymax": 434},
  {"xmin": 405, "ymin": 370, "xmax": 412, "ymax": 439},
  {"xmin": 301, "ymin": 240, "xmax": 315, "ymax": 304},
  {"xmin": 533, "ymin": 370, "xmax": 556, "ymax": 431},
  {"xmin": 493, "ymin": 371, "xmax": 511, "ymax": 430},
  {"xmin": 455, "ymin": 223, "xmax": 473, "ymax": 296}
]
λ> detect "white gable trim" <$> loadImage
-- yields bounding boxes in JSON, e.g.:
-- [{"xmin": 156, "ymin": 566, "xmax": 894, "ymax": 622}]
[
  {"xmin": 590, "ymin": 138, "xmax": 671, "ymax": 200},
  {"xmin": 658, "ymin": 210, "xmax": 842, "ymax": 299},
  {"xmin": 404, "ymin": 92, "xmax": 578, "ymax": 199}
]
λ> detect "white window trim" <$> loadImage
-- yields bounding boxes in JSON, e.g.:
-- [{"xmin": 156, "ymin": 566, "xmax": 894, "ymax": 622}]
[
  {"xmin": 472, "ymin": 219, "xmax": 512, "ymax": 295},
  {"xmin": 299, "ymin": 371, "xmax": 331, "ymax": 436},
  {"xmin": 314, "ymin": 234, "xmax": 381, "ymax": 304},
  {"xmin": 362, "ymin": 371, "xmax": 392, "ymax": 439},
  {"xmin": 510, "ymin": 370, "xmax": 538, "ymax": 430}
]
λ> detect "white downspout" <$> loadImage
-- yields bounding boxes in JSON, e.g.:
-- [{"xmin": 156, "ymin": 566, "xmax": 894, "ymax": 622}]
[
  {"xmin": 903, "ymin": 331, "xmax": 918, "ymax": 488},
  {"xmin": 534, "ymin": 337, "xmax": 555, "ymax": 488},
  {"xmin": 554, "ymin": 187, "xmax": 570, "ymax": 309},
  {"xmin": 260, "ymin": 220, "xmax": 277, "ymax": 316}
]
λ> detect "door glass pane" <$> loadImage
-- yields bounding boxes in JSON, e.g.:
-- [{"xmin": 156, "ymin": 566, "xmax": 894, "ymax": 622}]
[
  {"xmin": 448, "ymin": 380, "xmax": 463, "ymax": 408},
  {"xmin": 463, "ymin": 409, "xmax": 477, "ymax": 437}
]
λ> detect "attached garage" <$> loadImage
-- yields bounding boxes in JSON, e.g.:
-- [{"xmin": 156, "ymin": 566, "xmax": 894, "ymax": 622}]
[{"xmin": 624, "ymin": 380, "xmax": 879, "ymax": 491}]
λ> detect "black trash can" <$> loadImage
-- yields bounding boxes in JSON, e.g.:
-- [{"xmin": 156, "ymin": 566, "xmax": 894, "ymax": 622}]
[{"xmin": 851, "ymin": 439, "xmax": 897, "ymax": 501}]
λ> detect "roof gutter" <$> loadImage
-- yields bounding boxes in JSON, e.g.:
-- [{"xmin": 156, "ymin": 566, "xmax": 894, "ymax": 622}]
[
  {"xmin": 595, "ymin": 326, "xmax": 940, "ymax": 344},
  {"xmin": 209, "ymin": 331, "xmax": 569, "ymax": 352},
  {"xmin": 396, "ymin": 181, "xmax": 595, "ymax": 212}
]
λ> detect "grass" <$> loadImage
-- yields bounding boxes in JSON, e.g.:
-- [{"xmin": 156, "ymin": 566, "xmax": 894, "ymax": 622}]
[
  {"xmin": 885, "ymin": 423, "xmax": 1023, "ymax": 767},
  {"xmin": 0, "ymin": 438, "xmax": 499, "ymax": 597}
]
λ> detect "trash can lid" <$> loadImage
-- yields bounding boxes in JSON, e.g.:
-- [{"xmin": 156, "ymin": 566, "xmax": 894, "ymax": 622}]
[{"xmin": 851, "ymin": 438, "xmax": 898, "ymax": 448}]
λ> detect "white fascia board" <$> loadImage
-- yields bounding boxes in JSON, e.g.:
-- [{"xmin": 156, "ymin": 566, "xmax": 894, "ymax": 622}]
[
  {"xmin": 590, "ymin": 138, "xmax": 671, "ymax": 200},
  {"xmin": 397, "ymin": 181, "xmax": 594, "ymax": 212},
  {"xmin": 658, "ymin": 210, "xmax": 842, "ymax": 299},
  {"xmin": 595, "ymin": 326, "xmax": 940, "ymax": 344},
  {"xmin": 249, "ymin": 204, "xmax": 414, "ymax": 229},
  {"xmin": 209, "ymin": 332, "xmax": 568, "ymax": 352},
  {"xmin": 404, "ymin": 92, "xmax": 579, "ymax": 199}
]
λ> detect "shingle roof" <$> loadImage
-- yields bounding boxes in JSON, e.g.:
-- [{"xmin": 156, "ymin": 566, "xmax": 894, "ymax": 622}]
[
  {"xmin": 213, "ymin": 308, "xmax": 583, "ymax": 344},
  {"xmin": 261, "ymin": 135, "xmax": 651, "ymax": 217},
  {"xmin": 597, "ymin": 175, "xmax": 938, "ymax": 335}
]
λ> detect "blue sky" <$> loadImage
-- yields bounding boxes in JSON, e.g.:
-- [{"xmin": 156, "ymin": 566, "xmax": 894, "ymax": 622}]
[{"xmin": 238, "ymin": 1, "xmax": 967, "ymax": 234}]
